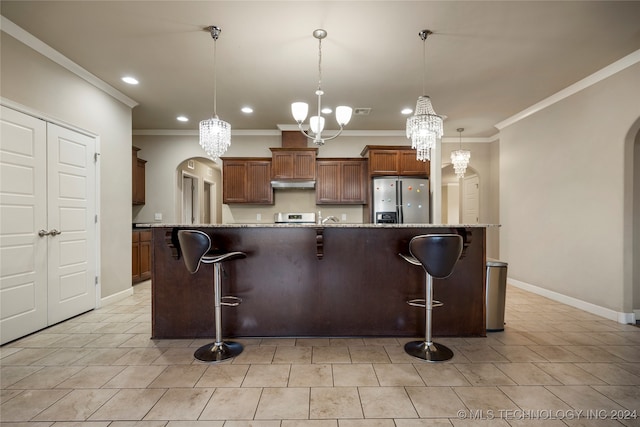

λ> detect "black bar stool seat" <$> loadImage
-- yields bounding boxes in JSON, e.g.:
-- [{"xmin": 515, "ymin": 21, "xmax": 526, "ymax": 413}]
[
  {"xmin": 400, "ymin": 234, "xmax": 463, "ymax": 362},
  {"xmin": 178, "ymin": 230, "xmax": 246, "ymax": 362}
]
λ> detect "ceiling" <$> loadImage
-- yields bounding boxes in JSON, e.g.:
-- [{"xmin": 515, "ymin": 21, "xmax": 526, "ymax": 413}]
[{"xmin": 2, "ymin": 1, "xmax": 639, "ymax": 138}]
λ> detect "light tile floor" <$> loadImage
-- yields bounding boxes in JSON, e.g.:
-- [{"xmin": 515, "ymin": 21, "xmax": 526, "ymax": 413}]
[{"xmin": 1, "ymin": 282, "xmax": 639, "ymax": 426}]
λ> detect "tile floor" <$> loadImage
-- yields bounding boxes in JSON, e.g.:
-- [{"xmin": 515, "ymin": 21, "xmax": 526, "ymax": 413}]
[{"xmin": 1, "ymin": 281, "xmax": 639, "ymax": 426}]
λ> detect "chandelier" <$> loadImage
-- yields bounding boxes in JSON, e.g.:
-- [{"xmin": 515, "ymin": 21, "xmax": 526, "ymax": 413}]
[
  {"xmin": 291, "ymin": 29, "xmax": 353, "ymax": 145},
  {"xmin": 451, "ymin": 127, "xmax": 471, "ymax": 178},
  {"xmin": 199, "ymin": 25, "xmax": 231, "ymax": 160},
  {"xmin": 406, "ymin": 30, "xmax": 443, "ymax": 161}
]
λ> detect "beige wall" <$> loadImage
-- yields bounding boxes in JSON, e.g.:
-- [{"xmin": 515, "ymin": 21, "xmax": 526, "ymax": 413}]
[
  {"xmin": 499, "ymin": 62, "xmax": 640, "ymax": 315},
  {"xmin": 1, "ymin": 32, "xmax": 133, "ymax": 300}
]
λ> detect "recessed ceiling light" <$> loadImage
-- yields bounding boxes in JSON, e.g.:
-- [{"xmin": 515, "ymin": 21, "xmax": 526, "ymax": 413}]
[
  {"xmin": 401, "ymin": 108, "xmax": 413, "ymax": 115},
  {"xmin": 121, "ymin": 76, "xmax": 139, "ymax": 85},
  {"xmin": 321, "ymin": 107, "xmax": 333, "ymax": 114},
  {"xmin": 176, "ymin": 116, "xmax": 189, "ymax": 122},
  {"xmin": 241, "ymin": 107, "xmax": 253, "ymax": 114}
]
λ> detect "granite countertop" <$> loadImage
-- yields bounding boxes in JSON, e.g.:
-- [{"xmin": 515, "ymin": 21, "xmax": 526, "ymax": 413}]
[{"xmin": 136, "ymin": 223, "xmax": 500, "ymax": 228}]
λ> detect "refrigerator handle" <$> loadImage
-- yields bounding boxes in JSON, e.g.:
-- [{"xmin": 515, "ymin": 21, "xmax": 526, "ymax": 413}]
[{"xmin": 397, "ymin": 179, "xmax": 403, "ymax": 224}]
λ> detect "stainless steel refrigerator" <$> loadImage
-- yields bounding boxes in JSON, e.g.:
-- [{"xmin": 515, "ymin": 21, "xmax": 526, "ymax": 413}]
[{"xmin": 372, "ymin": 176, "xmax": 430, "ymax": 224}]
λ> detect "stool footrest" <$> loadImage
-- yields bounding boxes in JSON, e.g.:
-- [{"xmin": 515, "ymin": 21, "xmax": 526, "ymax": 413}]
[
  {"xmin": 407, "ymin": 299, "xmax": 443, "ymax": 308},
  {"xmin": 221, "ymin": 296, "xmax": 242, "ymax": 307}
]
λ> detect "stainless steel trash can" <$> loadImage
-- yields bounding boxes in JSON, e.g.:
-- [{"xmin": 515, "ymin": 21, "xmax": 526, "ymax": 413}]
[{"xmin": 486, "ymin": 260, "xmax": 508, "ymax": 332}]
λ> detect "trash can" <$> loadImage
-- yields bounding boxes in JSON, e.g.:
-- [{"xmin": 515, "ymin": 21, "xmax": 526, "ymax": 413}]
[{"xmin": 486, "ymin": 259, "xmax": 508, "ymax": 332}]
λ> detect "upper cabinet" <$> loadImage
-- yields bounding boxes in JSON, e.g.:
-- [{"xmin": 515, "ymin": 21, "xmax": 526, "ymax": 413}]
[
  {"xmin": 316, "ymin": 159, "xmax": 367, "ymax": 204},
  {"xmin": 360, "ymin": 145, "xmax": 429, "ymax": 177},
  {"xmin": 270, "ymin": 148, "xmax": 317, "ymax": 180},
  {"xmin": 222, "ymin": 158, "xmax": 273, "ymax": 204},
  {"xmin": 132, "ymin": 147, "xmax": 146, "ymax": 205}
]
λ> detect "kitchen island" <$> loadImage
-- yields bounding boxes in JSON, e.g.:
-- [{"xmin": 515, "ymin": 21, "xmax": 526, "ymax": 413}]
[{"xmin": 150, "ymin": 224, "xmax": 490, "ymax": 339}]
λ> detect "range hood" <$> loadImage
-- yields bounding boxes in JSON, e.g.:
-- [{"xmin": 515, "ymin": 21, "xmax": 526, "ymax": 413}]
[{"xmin": 270, "ymin": 179, "xmax": 316, "ymax": 189}]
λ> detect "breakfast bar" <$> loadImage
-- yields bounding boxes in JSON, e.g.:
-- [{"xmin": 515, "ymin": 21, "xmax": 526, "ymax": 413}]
[{"xmin": 150, "ymin": 224, "xmax": 488, "ymax": 339}]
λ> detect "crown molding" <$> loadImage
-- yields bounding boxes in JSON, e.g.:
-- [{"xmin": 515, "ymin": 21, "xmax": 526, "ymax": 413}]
[
  {"xmin": 496, "ymin": 48, "xmax": 640, "ymax": 130},
  {"xmin": 1, "ymin": 16, "xmax": 138, "ymax": 109}
]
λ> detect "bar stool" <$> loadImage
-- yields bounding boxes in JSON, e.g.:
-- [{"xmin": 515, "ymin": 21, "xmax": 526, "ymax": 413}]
[
  {"xmin": 177, "ymin": 230, "xmax": 246, "ymax": 362},
  {"xmin": 399, "ymin": 234, "xmax": 463, "ymax": 362}
]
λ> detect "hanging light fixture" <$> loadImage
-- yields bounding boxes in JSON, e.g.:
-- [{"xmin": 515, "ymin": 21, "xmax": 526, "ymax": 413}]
[
  {"xmin": 199, "ymin": 25, "xmax": 231, "ymax": 160},
  {"xmin": 451, "ymin": 127, "xmax": 471, "ymax": 179},
  {"xmin": 406, "ymin": 30, "xmax": 443, "ymax": 161},
  {"xmin": 291, "ymin": 29, "xmax": 353, "ymax": 146}
]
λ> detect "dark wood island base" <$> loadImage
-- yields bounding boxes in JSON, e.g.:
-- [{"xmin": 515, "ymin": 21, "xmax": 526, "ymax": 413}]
[{"xmin": 151, "ymin": 225, "xmax": 487, "ymax": 339}]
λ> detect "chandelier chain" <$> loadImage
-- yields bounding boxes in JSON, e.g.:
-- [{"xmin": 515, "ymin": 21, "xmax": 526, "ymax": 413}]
[
  {"xmin": 212, "ymin": 35, "xmax": 218, "ymax": 118},
  {"xmin": 317, "ymin": 37, "xmax": 323, "ymax": 92}
]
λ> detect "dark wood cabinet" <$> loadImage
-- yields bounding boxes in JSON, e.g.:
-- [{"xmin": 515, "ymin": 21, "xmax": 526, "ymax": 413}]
[
  {"xmin": 316, "ymin": 159, "xmax": 367, "ymax": 204},
  {"xmin": 270, "ymin": 148, "xmax": 317, "ymax": 180},
  {"xmin": 132, "ymin": 229, "xmax": 151, "ymax": 283},
  {"xmin": 132, "ymin": 147, "xmax": 146, "ymax": 205},
  {"xmin": 222, "ymin": 158, "xmax": 273, "ymax": 204},
  {"xmin": 361, "ymin": 145, "xmax": 429, "ymax": 177}
]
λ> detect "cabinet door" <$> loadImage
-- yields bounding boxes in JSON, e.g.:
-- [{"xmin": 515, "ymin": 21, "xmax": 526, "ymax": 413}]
[
  {"xmin": 340, "ymin": 161, "xmax": 367, "ymax": 204},
  {"xmin": 399, "ymin": 151, "xmax": 429, "ymax": 175},
  {"xmin": 316, "ymin": 162, "xmax": 341, "ymax": 203},
  {"xmin": 247, "ymin": 161, "xmax": 273, "ymax": 204},
  {"xmin": 133, "ymin": 159, "xmax": 146, "ymax": 204},
  {"xmin": 368, "ymin": 150, "xmax": 399, "ymax": 175},
  {"xmin": 132, "ymin": 231, "xmax": 140, "ymax": 282},
  {"xmin": 271, "ymin": 152, "xmax": 295, "ymax": 179},
  {"xmin": 293, "ymin": 151, "xmax": 316, "ymax": 179},
  {"xmin": 139, "ymin": 231, "xmax": 152, "ymax": 281},
  {"xmin": 223, "ymin": 161, "xmax": 248, "ymax": 203}
]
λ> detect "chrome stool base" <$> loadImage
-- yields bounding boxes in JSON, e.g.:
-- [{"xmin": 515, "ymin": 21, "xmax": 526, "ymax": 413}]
[
  {"xmin": 194, "ymin": 341, "xmax": 243, "ymax": 362},
  {"xmin": 404, "ymin": 340, "xmax": 454, "ymax": 362}
]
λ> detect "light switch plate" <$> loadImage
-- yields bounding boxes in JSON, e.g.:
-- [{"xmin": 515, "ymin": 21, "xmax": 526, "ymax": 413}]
[{"xmin": 154, "ymin": 213, "xmax": 162, "ymax": 221}]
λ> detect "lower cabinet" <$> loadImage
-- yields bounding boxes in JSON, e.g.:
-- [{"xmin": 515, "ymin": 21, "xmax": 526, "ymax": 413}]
[
  {"xmin": 316, "ymin": 159, "xmax": 367, "ymax": 204},
  {"xmin": 132, "ymin": 229, "xmax": 152, "ymax": 283}
]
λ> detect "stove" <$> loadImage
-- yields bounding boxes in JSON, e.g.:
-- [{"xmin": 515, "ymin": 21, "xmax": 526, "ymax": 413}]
[{"xmin": 274, "ymin": 212, "xmax": 316, "ymax": 224}]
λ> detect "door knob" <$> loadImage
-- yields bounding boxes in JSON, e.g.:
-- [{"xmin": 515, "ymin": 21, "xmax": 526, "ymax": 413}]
[{"xmin": 38, "ymin": 229, "xmax": 62, "ymax": 237}]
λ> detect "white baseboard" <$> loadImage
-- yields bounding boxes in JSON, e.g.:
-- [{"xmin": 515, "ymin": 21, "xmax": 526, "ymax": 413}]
[
  {"xmin": 100, "ymin": 286, "xmax": 134, "ymax": 308},
  {"xmin": 508, "ymin": 278, "xmax": 636, "ymax": 325}
]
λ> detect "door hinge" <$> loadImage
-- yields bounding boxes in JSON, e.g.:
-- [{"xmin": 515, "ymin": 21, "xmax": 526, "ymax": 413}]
[
  {"xmin": 95, "ymin": 276, "xmax": 99, "ymax": 285},
  {"xmin": 95, "ymin": 214, "xmax": 98, "ymax": 223},
  {"xmin": 94, "ymin": 152, "xmax": 100, "ymax": 162}
]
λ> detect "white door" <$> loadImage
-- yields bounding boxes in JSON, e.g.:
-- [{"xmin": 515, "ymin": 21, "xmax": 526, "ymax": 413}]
[
  {"xmin": 462, "ymin": 175, "xmax": 480, "ymax": 224},
  {"xmin": 0, "ymin": 106, "xmax": 48, "ymax": 343},
  {"xmin": 0, "ymin": 107, "xmax": 97, "ymax": 344},
  {"xmin": 46, "ymin": 123, "xmax": 96, "ymax": 324}
]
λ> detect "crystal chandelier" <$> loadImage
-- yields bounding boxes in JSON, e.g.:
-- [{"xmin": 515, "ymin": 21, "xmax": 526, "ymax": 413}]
[
  {"xmin": 451, "ymin": 128, "xmax": 471, "ymax": 178},
  {"xmin": 406, "ymin": 30, "xmax": 443, "ymax": 161},
  {"xmin": 199, "ymin": 26, "xmax": 231, "ymax": 160},
  {"xmin": 291, "ymin": 29, "xmax": 353, "ymax": 146}
]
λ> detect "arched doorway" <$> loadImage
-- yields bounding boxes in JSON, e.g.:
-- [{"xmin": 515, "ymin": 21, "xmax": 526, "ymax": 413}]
[
  {"xmin": 175, "ymin": 157, "xmax": 222, "ymax": 224},
  {"xmin": 441, "ymin": 163, "xmax": 480, "ymax": 224},
  {"xmin": 629, "ymin": 122, "xmax": 640, "ymax": 323}
]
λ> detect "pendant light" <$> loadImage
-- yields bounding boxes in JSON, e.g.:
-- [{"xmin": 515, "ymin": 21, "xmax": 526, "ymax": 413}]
[
  {"xmin": 406, "ymin": 30, "xmax": 443, "ymax": 161},
  {"xmin": 451, "ymin": 127, "xmax": 471, "ymax": 179},
  {"xmin": 291, "ymin": 29, "xmax": 353, "ymax": 146},
  {"xmin": 199, "ymin": 25, "xmax": 231, "ymax": 160}
]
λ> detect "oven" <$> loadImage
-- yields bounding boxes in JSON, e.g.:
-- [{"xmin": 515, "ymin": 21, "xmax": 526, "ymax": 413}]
[{"xmin": 274, "ymin": 212, "xmax": 317, "ymax": 224}]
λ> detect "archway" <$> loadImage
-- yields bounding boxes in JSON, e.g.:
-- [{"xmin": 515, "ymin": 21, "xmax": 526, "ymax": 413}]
[
  {"xmin": 441, "ymin": 163, "xmax": 480, "ymax": 224},
  {"xmin": 627, "ymin": 119, "xmax": 640, "ymax": 323},
  {"xmin": 175, "ymin": 157, "xmax": 222, "ymax": 224}
]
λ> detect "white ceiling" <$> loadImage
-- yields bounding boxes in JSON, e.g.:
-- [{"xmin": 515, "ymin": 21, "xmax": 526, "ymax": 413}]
[{"xmin": 2, "ymin": 1, "xmax": 639, "ymax": 138}]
